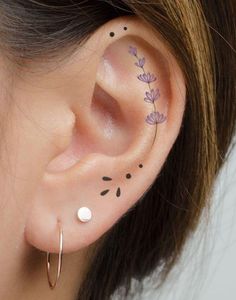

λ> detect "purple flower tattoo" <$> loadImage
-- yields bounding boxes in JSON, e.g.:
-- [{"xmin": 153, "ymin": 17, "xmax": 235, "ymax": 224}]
[
  {"xmin": 137, "ymin": 72, "xmax": 156, "ymax": 83},
  {"xmin": 135, "ymin": 57, "xmax": 145, "ymax": 68},
  {"xmin": 128, "ymin": 45, "xmax": 166, "ymax": 130},
  {"xmin": 146, "ymin": 112, "xmax": 166, "ymax": 125},
  {"xmin": 144, "ymin": 89, "xmax": 160, "ymax": 103},
  {"xmin": 128, "ymin": 46, "xmax": 137, "ymax": 56}
]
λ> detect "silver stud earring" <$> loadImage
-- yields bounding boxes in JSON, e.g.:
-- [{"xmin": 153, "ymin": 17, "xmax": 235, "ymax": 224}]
[{"xmin": 77, "ymin": 207, "xmax": 92, "ymax": 223}]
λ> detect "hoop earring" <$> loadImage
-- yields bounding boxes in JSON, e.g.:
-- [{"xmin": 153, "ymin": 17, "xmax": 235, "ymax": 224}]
[{"xmin": 46, "ymin": 223, "xmax": 63, "ymax": 289}]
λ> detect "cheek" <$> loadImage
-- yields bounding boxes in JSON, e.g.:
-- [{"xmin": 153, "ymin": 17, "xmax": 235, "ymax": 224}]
[
  {"xmin": 0, "ymin": 71, "xmax": 76, "ymax": 219},
  {"xmin": 0, "ymin": 99, "xmax": 46, "ymax": 218},
  {"xmin": 0, "ymin": 93, "xmax": 47, "ymax": 215},
  {"xmin": 0, "ymin": 92, "xmax": 45, "ymax": 258}
]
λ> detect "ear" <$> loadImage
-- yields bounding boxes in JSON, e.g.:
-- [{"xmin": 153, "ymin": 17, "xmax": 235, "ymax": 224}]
[{"xmin": 24, "ymin": 16, "xmax": 185, "ymax": 253}]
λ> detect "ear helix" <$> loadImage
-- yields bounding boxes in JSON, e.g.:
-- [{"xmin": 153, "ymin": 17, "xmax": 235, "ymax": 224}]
[{"xmin": 46, "ymin": 37, "xmax": 167, "ymax": 290}]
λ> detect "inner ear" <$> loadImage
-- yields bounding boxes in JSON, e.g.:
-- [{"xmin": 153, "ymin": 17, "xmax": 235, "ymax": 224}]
[
  {"xmin": 91, "ymin": 84, "xmax": 125, "ymax": 132},
  {"xmin": 90, "ymin": 83, "xmax": 134, "ymax": 155},
  {"xmin": 46, "ymin": 83, "xmax": 135, "ymax": 173}
]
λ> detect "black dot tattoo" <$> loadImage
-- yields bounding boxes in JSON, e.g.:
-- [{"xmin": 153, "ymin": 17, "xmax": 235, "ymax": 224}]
[
  {"xmin": 102, "ymin": 176, "xmax": 112, "ymax": 181},
  {"xmin": 109, "ymin": 32, "xmax": 115, "ymax": 37},
  {"xmin": 100, "ymin": 189, "xmax": 110, "ymax": 196},
  {"xmin": 123, "ymin": 26, "xmax": 127, "ymax": 31},
  {"xmin": 139, "ymin": 164, "xmax": 143, "ymax": 168},
  {"xmin": 116, "ymin": 187, "xmax": 121, "ymax": 197},
  {"xmin": 99, "ymin": 169, "xmax": 133, "ymax": 198}
]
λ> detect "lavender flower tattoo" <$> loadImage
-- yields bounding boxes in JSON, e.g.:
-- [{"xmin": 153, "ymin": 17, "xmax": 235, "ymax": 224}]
[
  {"xmin": 146, "ymin": 111, "xmax": 166, "ymax": 125},
  {"xmin": 128, "ymin": 45, "xmax": 166, "ymax": 130},
  {"xmin": 144, "ymin": 89, "xmax": 160, "ymax": 103},
  {"xmin": 137, "ymin": 72, "xmax": 156, "ymax": 84}
]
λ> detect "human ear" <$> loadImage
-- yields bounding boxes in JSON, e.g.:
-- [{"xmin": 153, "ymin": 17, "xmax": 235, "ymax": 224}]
[{"xmin": 24, "ymin": 16, "xmax": 185, "ymax": 253}]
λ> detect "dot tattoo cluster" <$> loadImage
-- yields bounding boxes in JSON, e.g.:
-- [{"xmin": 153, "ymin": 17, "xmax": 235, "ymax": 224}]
[
  {"xmin": 100, "ymin": 164, "xmax": 143, "ymax": 198},
  {"xmin": 109, "ymin": 26, "xmax": 128, "ymax": 38},
  {"xmin": 100, "ymin": 176, "xmax": 121, "ymax": 197}
]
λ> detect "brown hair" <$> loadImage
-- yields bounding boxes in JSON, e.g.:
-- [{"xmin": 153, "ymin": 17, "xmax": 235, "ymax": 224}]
[{"xmin": 0, "ymin": 1, "xmax": 235, "ymax": 299}]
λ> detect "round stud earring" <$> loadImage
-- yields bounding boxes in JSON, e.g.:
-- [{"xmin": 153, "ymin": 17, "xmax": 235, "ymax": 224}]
[{"xmin": 77, "ymin": 207, "xmax": 92, "ymax": 223}]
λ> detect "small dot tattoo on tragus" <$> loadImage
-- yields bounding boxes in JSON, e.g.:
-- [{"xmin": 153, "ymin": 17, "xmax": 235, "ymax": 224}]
[{"xmin": 100, "ymin": 164, "xmax": 143, "ymax": 198}]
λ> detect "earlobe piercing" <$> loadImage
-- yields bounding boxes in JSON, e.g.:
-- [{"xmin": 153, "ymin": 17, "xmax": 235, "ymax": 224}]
[
  {"xmin": 77, "ymin": 207, "xmax": 92, "ymax": 223},
  {"xmin": 46, "ymin": 222, "xmax": 63, "ymax": 289}
]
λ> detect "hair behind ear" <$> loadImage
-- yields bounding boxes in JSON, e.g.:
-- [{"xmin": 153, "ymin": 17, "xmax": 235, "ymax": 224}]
[{"xmin": 77, "ymin": 1, "xmax": 236, "ymax": 300}]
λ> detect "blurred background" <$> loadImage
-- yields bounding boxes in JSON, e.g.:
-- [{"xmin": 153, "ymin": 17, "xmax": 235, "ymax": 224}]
[
  {"xmin": 115, "ymin": 139, "xmax": 236, "ymax": 300},
  {"xmin": 144, "ymin": 138, "xmax": 236, "ymax": 300}
]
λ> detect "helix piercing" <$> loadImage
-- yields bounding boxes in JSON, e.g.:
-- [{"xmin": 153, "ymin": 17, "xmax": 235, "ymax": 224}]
[
  {"xmin": 77, "ymin": 207, "xmax": 92, "ymax": 223},
  {"xmin": 46, "ymin": 222, "xmax": 63, "ymax": 289}
]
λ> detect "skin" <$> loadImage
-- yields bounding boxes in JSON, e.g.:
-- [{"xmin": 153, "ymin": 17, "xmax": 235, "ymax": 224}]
[{"xmin": 0, "ymin": 16, "xmax": 185, "ymax": 299}]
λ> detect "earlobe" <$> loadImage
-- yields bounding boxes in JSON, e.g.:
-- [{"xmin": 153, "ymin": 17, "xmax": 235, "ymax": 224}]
[{"xmin": 24, "ymin": 17, "xmax": 185, "ymax": 254}]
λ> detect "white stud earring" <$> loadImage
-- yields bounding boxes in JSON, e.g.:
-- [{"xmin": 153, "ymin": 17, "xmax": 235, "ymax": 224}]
[{"xmin": 77, "ymin": 207, "xmax": 92, "ymax": 223}]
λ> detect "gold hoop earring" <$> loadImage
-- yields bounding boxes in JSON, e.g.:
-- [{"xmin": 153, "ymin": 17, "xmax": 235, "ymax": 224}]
[{"xmin": 46, "ymin": 223, "xmax": 63, "ymax": 289}]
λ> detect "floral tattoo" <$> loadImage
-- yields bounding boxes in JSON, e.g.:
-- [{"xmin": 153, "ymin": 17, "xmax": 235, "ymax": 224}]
[
  {"xmin": 128, "ymin": 46, "xmax": 166, "ymax": 130},
  {"xmin": 98, "ymin": 46, "xmax": 166, "ymax": 198}
]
